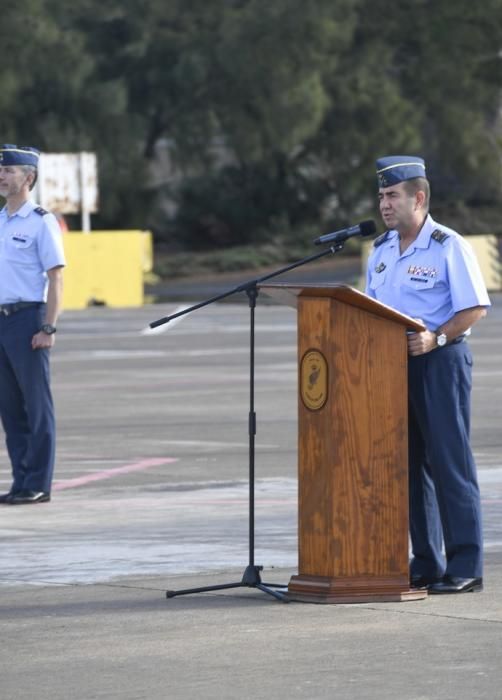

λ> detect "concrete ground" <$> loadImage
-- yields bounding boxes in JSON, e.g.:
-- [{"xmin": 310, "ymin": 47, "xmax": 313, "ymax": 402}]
[{"xmin": 1, "ymin": 281, "xmax": 501, "ymax": 699}]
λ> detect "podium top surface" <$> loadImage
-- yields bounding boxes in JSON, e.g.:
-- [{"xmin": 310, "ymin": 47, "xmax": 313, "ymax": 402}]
[{"xmin": 259, "ymin": 283, "xmax": 426, "ymax": 332}]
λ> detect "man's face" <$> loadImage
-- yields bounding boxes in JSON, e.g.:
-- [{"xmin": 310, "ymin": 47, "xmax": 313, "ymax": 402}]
[
  {"xmin": 0, "ymin": 165, "xmax": 32, "ymax": 199},
  {"xmin": 378, "ymin": 181, "xmax": 416, "ymax": 231}
]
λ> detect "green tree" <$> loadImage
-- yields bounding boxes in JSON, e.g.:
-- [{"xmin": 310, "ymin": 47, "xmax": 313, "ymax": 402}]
[
  {"xmin": 397, "ymin": 0, "xmax": 502, "ymax": 206},
  {"xmin": 1, "ymin": 0, "xmax": 501, "ymax": 242},
  {"xmin": 71, "ymin": 0, "xmax": 359, "ymax": 242}
]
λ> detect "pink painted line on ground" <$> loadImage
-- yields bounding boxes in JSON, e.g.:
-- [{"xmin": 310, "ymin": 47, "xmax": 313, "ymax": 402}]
[{"xmin": 53, "ymin": 457, "xmax": 178, "ymax": 491}]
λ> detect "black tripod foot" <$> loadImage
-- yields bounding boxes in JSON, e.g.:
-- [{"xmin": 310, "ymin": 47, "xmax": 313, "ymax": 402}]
[{"xmin": 255, "ymin": 582, "xmax": 289, "ymax": 602}]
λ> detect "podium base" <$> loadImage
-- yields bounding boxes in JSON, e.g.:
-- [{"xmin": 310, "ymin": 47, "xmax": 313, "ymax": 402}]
[{"xmin": 287, "ymin": 574, "xmax": 428, "ymax": 604}]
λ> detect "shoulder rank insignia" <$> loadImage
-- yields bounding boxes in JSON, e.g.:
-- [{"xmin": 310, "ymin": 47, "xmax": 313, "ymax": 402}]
[
  {"xmin": 34, "ymin": 206, "xmax": 48, "ymax": 216},
  {"xmin": 375, "ymin": 262, "xmax": 386, "ymax": 273},
  {"xmin": 373, "ymin": 230, "xmax": 390, "ymax": 247},
  {"xmin": 431, "ymin": 228, "xmax": 449, "ymax": 244}
]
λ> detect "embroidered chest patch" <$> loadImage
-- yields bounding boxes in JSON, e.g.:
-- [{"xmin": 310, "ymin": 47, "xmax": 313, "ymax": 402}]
[{"xmin": 375, "ymin": 262, "xmax": 386, "ymax": 273}]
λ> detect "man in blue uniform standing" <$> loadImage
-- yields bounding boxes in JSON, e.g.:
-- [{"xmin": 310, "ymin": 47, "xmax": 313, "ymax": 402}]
[
  {"xmin": 0, "ymin": 144, "xmax": 65, "ymax": 505},
  {"xmin": 366, "ymin": 155, "xmax": 490, "ymax": 593}
]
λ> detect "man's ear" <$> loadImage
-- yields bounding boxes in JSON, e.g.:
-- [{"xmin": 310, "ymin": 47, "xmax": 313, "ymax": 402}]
[
  {"xmin": 28, "ymin": 171, "xmax": 38, "ymax": 191},
  {"xmin": 415, "ymin": 189, "xmax": 426, "ymax": 210}
]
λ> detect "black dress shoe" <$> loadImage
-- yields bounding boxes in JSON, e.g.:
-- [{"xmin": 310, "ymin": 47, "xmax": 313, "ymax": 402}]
[
  {"xmin": 9, "ymin": 490, "xmax": 51, "ymax": 505},
  {"xmin": 0, "ymin": 491, "xmax": 17, "ymax": 504},
  {"xmin": 410, "ymin": 574, "xmax": 442, "ymax": 589},
  {"xmin": 429, "ymin": 576, "xmax": 483, "ymax": 594}
]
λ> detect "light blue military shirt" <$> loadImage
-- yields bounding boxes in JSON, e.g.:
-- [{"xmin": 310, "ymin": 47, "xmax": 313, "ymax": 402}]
[
  {"xmin": 0, "ymin": 200, "xmax": 66, "ymax": 304},
  {"xmin": 365, "ymin": 214, "xmax": 491, "ymax": 330}
]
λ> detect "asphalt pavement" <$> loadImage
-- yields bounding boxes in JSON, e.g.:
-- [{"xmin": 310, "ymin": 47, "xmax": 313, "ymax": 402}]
[{"xmin": 1, "ymin": 278, "xmax": 501, "ymax": 700}]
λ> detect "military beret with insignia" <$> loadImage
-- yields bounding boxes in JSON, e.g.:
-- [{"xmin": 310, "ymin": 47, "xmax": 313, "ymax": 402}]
[
  {"xmin": 376, "ymin": 155, "xmax": 426, "ymax": 188},
  {"xmin": 0, "ymin": 144, "xmax": 40, "ymax": 167}
]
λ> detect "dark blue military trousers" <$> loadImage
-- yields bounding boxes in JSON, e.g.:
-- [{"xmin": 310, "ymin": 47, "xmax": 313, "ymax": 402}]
[
  {"xmin": 408, "ymin": 341, "xmax": 483, "ymax": 579},
  {"xmin": 0, "ymin": 305, "xmax": 55, "ymax": 494}
]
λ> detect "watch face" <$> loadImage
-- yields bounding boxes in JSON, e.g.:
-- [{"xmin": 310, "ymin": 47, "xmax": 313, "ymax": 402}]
[
  {"xmin": 41, "ymin": 324, "xmax": 56, "ymax": 335},
  {"xmin": 437, "ymin": 333, "xmax": 447, "ymax": 346}
]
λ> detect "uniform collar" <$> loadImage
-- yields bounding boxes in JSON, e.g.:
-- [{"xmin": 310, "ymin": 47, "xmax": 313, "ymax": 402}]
[
  {"xmin": 413, "ymin": 214, "xmax": 437, "ymax": 249},
  {"xmin": 0, "ymin": 199, "xmax": 36, "ymax": 219},
  {"xmin": 383, "ymin": 229, "xmax": 400, "ymax": 247}
]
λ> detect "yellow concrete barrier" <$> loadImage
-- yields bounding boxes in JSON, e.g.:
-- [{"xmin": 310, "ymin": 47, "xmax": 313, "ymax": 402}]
[
  {"xmin": 467, "ymin": 235, "xmax": 502, "ymax": 292},
  {"xmin": 361, "ymin": 234, "xmax": 502, "ymax": 291},
  {"xmin": 62, "ymin": 230, "xmax": 153, "ymax": 310}
]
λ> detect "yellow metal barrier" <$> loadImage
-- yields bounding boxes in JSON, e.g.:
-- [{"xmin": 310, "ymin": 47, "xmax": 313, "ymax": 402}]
[
  {"xmin": 467, "ymin": 235, "xmax": 502, "ymax": 292},
  {"xmin": 62, "ymin": 230, "xmax": 153, "ymax": 310},
  {"xmin": 361, "ymin": 234, "xmax": 502, "ymax": 291}
]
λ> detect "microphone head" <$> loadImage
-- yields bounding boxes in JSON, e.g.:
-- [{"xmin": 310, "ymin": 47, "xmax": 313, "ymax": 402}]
[{"xmin": 359, "ymin": 220, "xmax": 377, "ymax": 237}]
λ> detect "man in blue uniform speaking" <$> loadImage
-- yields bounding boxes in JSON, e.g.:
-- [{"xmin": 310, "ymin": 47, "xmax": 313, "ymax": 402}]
[
  {"xmin": 0, "ymin": 144, "xmax": 65, "ymax": 505},
  {"xmin": 365, "ymin": 155, "xmax": 490, "ymax": 594}
]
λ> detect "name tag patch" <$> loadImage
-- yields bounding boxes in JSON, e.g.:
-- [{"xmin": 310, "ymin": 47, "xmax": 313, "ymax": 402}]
[
  {"xmin": 409, "ymin": 276, "xmax": 429, "ymax": 283},
  {"xmin": 9, "ymin": 233, "xmax": 33, "ymax": 248}
]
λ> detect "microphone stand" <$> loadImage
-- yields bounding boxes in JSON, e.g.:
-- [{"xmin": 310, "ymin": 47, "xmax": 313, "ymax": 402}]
[{"xmin": 150, "ymin": 240, "xmax": 348, "ymax": 602}]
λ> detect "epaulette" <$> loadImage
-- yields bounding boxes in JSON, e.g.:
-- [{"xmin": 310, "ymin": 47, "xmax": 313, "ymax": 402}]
[
  {"xmin": 431, "ymin": 228, "xmax": 449, "ymax": 244},
  {"xmin": 34, "ymin": 206, "xmax": 48, "ymax": 216},
  {"xmin": 373, "ymin": 230, "xmax": 391, "ymax": 247}
]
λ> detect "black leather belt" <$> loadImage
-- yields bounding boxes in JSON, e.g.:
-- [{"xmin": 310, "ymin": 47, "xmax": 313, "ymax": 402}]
[{"xmin": 0, "ymin": 301, "xmax": 43, "ymax": 316}]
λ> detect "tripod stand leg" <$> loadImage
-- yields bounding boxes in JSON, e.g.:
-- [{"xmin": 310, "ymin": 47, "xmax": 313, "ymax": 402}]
[
  {"xmin": 166, "ymin": 582, "xmax": 244, "ymax": 598},
  {"xmin": 255, "ymin": 583, "xmax": 290, "ymax": 602}
]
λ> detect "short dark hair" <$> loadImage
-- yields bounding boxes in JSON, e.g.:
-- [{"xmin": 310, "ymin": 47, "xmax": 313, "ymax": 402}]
[{"xmin": 402, "ymin": 177, "xmax": 430, "ymax": 210}]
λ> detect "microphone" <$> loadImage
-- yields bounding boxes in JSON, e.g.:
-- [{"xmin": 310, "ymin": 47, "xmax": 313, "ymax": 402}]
[{"xmin": 313, "ymin": 220, "xmax": 377, "ymax": 246}]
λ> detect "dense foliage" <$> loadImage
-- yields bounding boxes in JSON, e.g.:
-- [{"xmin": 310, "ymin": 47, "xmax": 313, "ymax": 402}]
[{"xmin": 2, "ymin": 0, "xmax": 502, "ymax": 247}]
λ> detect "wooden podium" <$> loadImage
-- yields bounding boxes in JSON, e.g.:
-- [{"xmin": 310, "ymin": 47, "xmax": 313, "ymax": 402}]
[{"xmin": 260, "ymin": 283, "xmax": 427, "ymax": 603}]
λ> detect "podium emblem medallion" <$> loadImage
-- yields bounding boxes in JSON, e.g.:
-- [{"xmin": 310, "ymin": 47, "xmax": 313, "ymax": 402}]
[{"xmin": 300, "ymin": 349, "xmax": 328, "ymax": 411}]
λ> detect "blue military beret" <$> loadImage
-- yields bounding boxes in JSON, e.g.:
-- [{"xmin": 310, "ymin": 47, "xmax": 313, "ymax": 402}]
[
  {"xmin": 376, "ymin": 155, "xmax": 426, "ymax": 187},
  {"xmin": 0, "ymin": 144, "xmax": 40, "ymax": 167}
]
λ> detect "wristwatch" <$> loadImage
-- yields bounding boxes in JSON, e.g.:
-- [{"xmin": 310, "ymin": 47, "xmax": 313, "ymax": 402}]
[
  {"xmin": 40, "ymin": 323, "xmax": 57, "ymax": 335},
  {"xmin": 436, "ymin": 331, "xmax": 447, "ymax": 347}
]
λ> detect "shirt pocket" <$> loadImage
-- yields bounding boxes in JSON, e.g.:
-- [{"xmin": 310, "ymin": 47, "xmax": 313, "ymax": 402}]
[
  {"xmin": 9, "ymin": 233, "xmax": 35, "ymax": 248},
  {"xmin": 369, "ymin": 270, "xmax": 387, "ymax": 291},
  {"xmin": 5, "ymin": 233, "xmax": 37, "ymax": 263},
  {"xmin": 402, "ymin": 275, "xmax": 436, "ymax": 291}
]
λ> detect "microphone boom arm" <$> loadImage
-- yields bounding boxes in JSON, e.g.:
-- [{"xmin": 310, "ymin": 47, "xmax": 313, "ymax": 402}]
[{"xmin": 149, "ymin": 242, "xmax": 346, "ymax": 328}]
